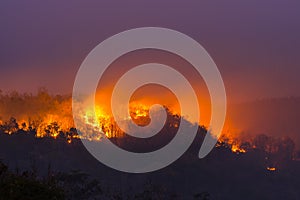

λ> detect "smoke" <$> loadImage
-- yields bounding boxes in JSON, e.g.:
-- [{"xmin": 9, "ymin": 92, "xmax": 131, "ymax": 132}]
[
  {"xmin": 226, "ymin": 97, "xmax": 300, "ymax": 149},
  {"xmin": 0, "ymin": 88, "xmax": 73, "ymax": 134}
]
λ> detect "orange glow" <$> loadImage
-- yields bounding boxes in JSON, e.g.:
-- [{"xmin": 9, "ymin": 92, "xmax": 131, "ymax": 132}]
[
  {"xmin": 267, "ymin": 167, "xmax": 276, "ymax": 171},
  {"xmin": 217, "ymin": 132, "xmax": 249, "ymax": 154},
  {"xmin": 0, "ymin": 89, "xmax": 236, "ymax": 148},
  {"xmin": 231, "ymin": 144, "xmax": 246, "ymax": 153},
  {"xmin": 130, "ymin": 104, "xmax": 149, "ymax": 119}
]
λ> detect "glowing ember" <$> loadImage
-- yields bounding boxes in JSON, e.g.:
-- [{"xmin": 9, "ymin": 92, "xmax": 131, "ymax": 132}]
[
  {"xmin": 267, "ymin": 167, "xmax": 276, "ymax": 171},
  {"xmin": 231, "ymin": 144, "xmax": 246, "ymax": 153}
]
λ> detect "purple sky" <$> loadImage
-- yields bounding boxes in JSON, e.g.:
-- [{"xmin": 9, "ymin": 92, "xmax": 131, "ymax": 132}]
[{"xmin": 1, "ymin": 0, "xmax": 300, "ymax": 103}]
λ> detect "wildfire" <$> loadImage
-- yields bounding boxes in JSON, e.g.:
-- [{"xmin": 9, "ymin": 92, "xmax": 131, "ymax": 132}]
[
  {"xmin": 0, "ymin": 90, "xmax": 251, "ymax": 155},
  {"xmin": 0, "ymin": 95, "xmax": 247, "ymax": 153},
  {"xmin": 75, "ymin": 103, "xmax": 152, "ymax": 140},
  {"xmin": 217, "ymin": 133, "xmax": 248, "ymax": 154},
  {"xmin": 0, "ymin": 90, "xmax": 184, "ymax": 142},
  {"xmin": 231, "ymin": 144, "xmax": 247, "ymax": 153},
  {"xmin": 1, "ymin": 89, "xmax": 298, "ymax": 176}
]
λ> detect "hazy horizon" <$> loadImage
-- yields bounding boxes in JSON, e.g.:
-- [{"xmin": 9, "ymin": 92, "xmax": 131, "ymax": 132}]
[{"xmin": 1, "ymin": 1, "xmax": 300, "ymax": 104}]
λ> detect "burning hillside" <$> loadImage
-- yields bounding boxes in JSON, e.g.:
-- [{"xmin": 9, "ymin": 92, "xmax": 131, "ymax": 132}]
[
  {"xmin": 0, "ymin": 89, "xmax": 180, "ymax": 141},
  {"xmin": 0, "ymin": 89, "xmax": 298, "ymax": 166}
]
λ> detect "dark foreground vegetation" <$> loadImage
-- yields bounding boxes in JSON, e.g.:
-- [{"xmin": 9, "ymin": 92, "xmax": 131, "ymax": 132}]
[{"xmin": 0, "ymin": 123, "xmax": 300, "ymax": 200}]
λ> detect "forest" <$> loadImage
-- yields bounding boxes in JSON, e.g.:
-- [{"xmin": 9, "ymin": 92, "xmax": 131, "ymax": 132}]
[{"xmin": 0, "ymin": 90, "xmax": 300, "ymax": 199}]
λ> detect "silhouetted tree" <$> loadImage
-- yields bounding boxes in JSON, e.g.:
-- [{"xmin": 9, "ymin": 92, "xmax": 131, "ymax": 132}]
[{"xmin": 0, "ymin": 161, "xmax": 65, "ymax": 200}]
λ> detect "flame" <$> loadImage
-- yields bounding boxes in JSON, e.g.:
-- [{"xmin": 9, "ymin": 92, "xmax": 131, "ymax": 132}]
[
  {"xmin": 0, "ymin": 89, "xmax": 192, "ymax": 141},
  {"xmin": 217, "ymin": 133, "xmax": 248, "ymax": 154},
  {"xmin": 1, "ymin": 89, "xmax": 298, "ymax": 174},
  {"xmin": 0, "ymin": 96, "xmax": 167, "ymax": 141},
  {"xmin": 231, "ymin": 144, "xmax": 246, "ymax": 153},
  {"xmin": 77, "ymin": 102, "xmax": 171, "ymax": 139},
  {"xmin": 267, "ymin": 167, "xmax": 276, "ymax": 171},
  {"xmin": 0, "ymin": 90, "xmax": 245, "ymax": 152},
  {"xmin": 130, "ymin": 104, "xmax": 149, "ymax": 119}
]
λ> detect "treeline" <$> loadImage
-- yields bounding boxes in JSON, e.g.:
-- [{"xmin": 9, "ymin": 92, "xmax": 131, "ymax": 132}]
[
  {"xmin": 217, "ymin": 133, "xmax": 298, "ymax": 170},
  {"xmin": 0, "ymin": 117, "xmax": 78, "ymax": 144},
  {"xmin": 1, "ymin": 115, "xmax": 298, "ymax": 174},
  {"xmin": 0, "ymin": 88, "xmax": 73, "ymax": 134}
]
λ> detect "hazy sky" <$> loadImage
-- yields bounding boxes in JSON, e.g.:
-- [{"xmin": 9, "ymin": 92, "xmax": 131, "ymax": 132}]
[{"xmin": 1, "ymin": 0, "xmax": 300, "ymax": 103}]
